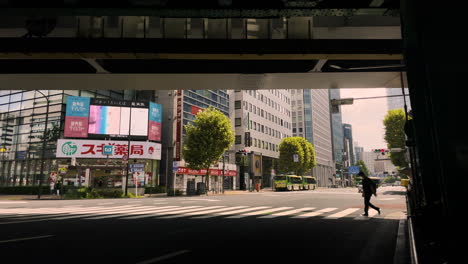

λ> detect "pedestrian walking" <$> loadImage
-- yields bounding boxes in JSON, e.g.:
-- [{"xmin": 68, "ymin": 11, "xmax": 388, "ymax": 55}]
[
  {"xmin": 359, "ymin": 171, "xmax": 381, "ymax": 216},
  {"xmin": 55, "ymin": 181, "xmax": 62, "ymax": 196},
  {"xmin": 49, "ymin": 180, "xmax": 55, "ymax": 195}
]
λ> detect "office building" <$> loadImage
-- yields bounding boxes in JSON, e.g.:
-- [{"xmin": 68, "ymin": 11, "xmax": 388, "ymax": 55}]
[
  {"xmin": 343, "ymin": 123, "xmax": 355, "ymax": 168},
  {"xmin": 354, "ymin": 144, "xmax": 364, "ymax": 162},
  {"xmin": 234, "ymin": 89, "xmax": 292, "ymax": 189},
  {"xmin": 157, "ymin": 90, "xmax": 237, "ymax": 193},
  {"xmin": 291, "ymin": 89, "xmax": 334, "ymax": 187}
]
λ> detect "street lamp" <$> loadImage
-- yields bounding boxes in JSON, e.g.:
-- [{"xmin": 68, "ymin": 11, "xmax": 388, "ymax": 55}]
[{"xmin": 35, "ymin": 90, "xmax": 49, "ymax": 199}]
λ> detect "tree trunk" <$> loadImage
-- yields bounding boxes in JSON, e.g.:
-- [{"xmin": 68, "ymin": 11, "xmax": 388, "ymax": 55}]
[{"xmin": 205, "ymin": 168, "xmax": 210, "ymax": 196}]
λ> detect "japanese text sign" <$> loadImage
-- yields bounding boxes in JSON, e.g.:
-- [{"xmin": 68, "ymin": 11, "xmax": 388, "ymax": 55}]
[{"xmin": 56, "ymin": 139, "xmax": 161, "ymax": 160}]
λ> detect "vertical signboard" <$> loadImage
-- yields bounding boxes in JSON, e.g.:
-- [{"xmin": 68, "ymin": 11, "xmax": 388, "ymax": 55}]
[
  {"xmin": 148, "ymin": 102, "xmax": 162, "ymax": 142},
  {"xmin": 175, "ymin": 90, "xmax": 182, "ymax": 161},
  {"xmin": 64, "ymin": 96, "xmax": 90, "ymax": 138}
]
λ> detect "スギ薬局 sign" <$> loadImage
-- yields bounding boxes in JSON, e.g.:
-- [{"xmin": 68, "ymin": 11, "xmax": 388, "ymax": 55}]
[{"xmin": 56, "ymin": 139, "xmax": 161, "ymax": 160}]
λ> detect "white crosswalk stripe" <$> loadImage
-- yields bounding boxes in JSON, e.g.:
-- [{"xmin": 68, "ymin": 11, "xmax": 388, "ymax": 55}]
[
  {"xmin": 292, "ymin": 208, "xmax": 338, "ymax": 218},
  {"xmin": 258, "ymin": 207, "xmax": 316, "ymax": 218},
  {"xmin": 191, "ymin": 206, "xmax": 272, "ymax": 219},
  {"xmin": 157, "ymin": 206, "xmax": 249, "ymax": 219},
  {"xmin": 84, "ymin": 206, "xmax": 184, "ymax": 220},
  {"xmin": 0, "ymin": 205, "xmax": 383, "ymax": 223},
  {"xmin": 226, "ymin": 207, "xmax": 294, "ymax": 218},
  {"xmin": 325, "ymin": 208, "xmax": 360, "ymax": 219}
]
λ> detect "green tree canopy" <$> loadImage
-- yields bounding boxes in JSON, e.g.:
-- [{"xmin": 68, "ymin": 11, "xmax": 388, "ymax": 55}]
[
  {"xmin": 278, "ymin": 137, "xmax": 316, "ymax": 175},
  {"xmin": 383, "ymin": 109, "xmax": 409, "ymax": 168},
  {"xmin": 182, "ymin": 107, "xmax": 234, "ymax": 184},
  {"xmin": 355, "ymin": 160, "xmax": 369, "ymax": 176}
]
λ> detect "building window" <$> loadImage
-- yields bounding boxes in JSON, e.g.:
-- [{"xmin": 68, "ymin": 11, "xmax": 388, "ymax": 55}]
[
  {"xmin": 235, "ymin": 118, "xmax": 242, "ymax": 127},
  {"xmin": 235, "ymin": 100, "xmax": 242, "ymax": 109},
  {"xmin": 235, "ymin": 135, "xmax": 242, "ymax": 144}
]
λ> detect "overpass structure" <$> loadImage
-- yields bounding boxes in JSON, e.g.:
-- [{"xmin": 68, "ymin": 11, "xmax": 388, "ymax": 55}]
[
  {"xmin": 0, "ymin": 1, "xmax": 403, "ymax": 90},
  {"xmin": 0, "ymin": 1, "xmax": 463, "ymax": 263}
]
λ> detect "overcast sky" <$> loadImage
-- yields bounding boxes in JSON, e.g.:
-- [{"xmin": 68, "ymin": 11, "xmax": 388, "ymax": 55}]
[{"xmin": 339, "ymin": 88, "xmax": 389, "ymax": 152}]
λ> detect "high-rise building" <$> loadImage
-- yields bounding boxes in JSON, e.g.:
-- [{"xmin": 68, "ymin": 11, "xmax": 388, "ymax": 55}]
[
  {"xmin": 234, "ymin": 89, "xmax": 292, "ymax": 189},
  {"xmin": 354, "ymin": 144, "xmax": 364, "ymax": 163},
  {"xmin": 329, "ymin": 89, "xmax": 344, "ymax": 165},
  {"xmin": 343, "ymin": 123, "xmax": 355, "ymax": 168},
  {"xmin": 291, "ymin": 89, "xmax": 334, "ymax": 187},
  {"xmin": 157, "ymin": 90, "xmax": 237, "ymax": 193},
  {"xmin": 362, "ymin": 151, "xmax": 376, "ymax": 175}
]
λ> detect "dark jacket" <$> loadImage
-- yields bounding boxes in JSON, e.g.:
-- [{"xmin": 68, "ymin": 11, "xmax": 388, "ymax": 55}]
[{"xmin": 362, "ymin": 177, "xmax": 376, "ymax": 196}]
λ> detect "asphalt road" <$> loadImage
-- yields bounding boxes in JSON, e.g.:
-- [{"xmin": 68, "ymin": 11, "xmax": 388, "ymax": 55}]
[{"xmin": 0, "ymin": 186, "xmax": 408, "ymax": 264}]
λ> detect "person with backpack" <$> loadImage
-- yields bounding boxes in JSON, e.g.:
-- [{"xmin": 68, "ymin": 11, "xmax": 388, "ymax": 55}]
[{"xmin": 359, "ymin": 171, "xmax": 381, "ymax": 216}]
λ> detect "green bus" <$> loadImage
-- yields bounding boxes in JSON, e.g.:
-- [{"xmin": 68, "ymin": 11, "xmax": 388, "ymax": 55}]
[
  {"xmin": 301, "ymin": 176, "xmax": 317, "ymax": 190},
  {"xmin": 273, "ymin": 175, "xmax": 303, "ymax": 191}
]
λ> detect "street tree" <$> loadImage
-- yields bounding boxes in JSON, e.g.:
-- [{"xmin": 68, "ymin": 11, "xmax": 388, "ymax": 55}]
[
  {"xmin": 296, "ymin": 137, "xmax": 317, "ymax": 175},
  {"xmin": 383, "ymin": 109, "xmax": 409, "ymax": 168},
  {"xmin": 182, "ymin": 107, "xmax": 234, "ymax": 193},
  {"xmin": 353, "ymin": 160, "xmax": 370, "ymax": 185},
  {"xmin": 355, "ymin": 160, "xmax": 370, "ymax": 176},
  {"xmin": 278, "ymin": 137, "xmax": 316, "ymax": 175}
]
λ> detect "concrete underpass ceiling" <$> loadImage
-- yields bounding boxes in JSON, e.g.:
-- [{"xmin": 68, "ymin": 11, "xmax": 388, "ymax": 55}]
[{"xmin": 0, "ymin": 72, "xmax": 403, "ymax": 91}]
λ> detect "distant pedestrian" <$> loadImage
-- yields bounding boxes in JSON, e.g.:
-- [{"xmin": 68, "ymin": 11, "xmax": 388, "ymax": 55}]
[
  {"xmin": 49, "ymin": 181, "xmax": 55, "ymax": 195},
  {"xmin": 55, "ymin": 181, "xmax": 62, "ymax": 196},
  {"xmin": 359, "ymin": 172, "xmax": 380, "ymax": 216}
]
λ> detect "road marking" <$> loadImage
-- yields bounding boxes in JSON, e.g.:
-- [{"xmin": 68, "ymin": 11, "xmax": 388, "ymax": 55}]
[
  {"xmin": 325, "ymin": 208, "xmax": 360, "ymax": 219},
  {"xmin": 259, "ymin": 207, "xmax": 316, "ymax": 218},
  {"xmin": 45, "ymin": 206, "xmax": 153, "ymax": 220},
  {"xmin": 293, "ymin": 208, "xmax": 338, "ymax": 218},
  {"xmin": 84, "ymin": 206, "xmax": 182, "ymax": 220},
  {"xmin": 226, "ymin": 207, "xmax": 292, "ymax": 218},
  {"xmin": 153, "ymin": 206, "xmax": 225, "ymax": 217},
  {"xmin": 159, "ymin": 206, "xmax": 248, "ymax": 219},
  {"xmin": 185, "ymin": 199, "xmax": 221, "ymax": 202},
  {"xmin": 0, "ymin": 201, "xmax": 28, "ymax": 204},
  {"xmin": 97, "ymin": 202, "xmax": 114, "ymax": 205},
  {"xmin": 121, "ymin": 207, "xmax": 206, "ymax": 219},
  {"xmin": 0, "ymin": 235, "xmax": 54, "ymax": 244},
  {"xmin": 192, "ymin": 206, "xmax": 271, "ymax": 219},
  {"xmin": 136, "ymin": 250, "xmax": 191, "ymax": 264}
]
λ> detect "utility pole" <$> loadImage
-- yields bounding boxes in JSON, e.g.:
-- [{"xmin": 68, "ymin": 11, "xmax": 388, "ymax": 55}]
[
  {"xmin": 124, "ymin": 101, "xmax": 133, "ymax": 197},
  {"xmin": 36, "ymin": 90, "xmax": 49, "ymax": 200}
]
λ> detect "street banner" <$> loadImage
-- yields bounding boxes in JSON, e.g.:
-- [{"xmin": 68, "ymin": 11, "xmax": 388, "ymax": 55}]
[
  {"xmin": 64, "ymin": 96, "xmax": 90, "ymax": 138},
  {"xmin": 148, "ymin": 102, "xmax": 162, "ymax": 141}
]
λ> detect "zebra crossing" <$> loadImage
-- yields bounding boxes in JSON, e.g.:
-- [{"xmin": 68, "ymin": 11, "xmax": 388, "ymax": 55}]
[{"xmin": 0, "ymin": 205, "xmax": 382, "ymax": 224}]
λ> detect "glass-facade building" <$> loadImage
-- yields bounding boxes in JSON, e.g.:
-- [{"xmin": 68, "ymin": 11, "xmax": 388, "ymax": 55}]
[
  {"xmin": 0, "ymin": 90, "xmax": 128, "ymax": 186},
  {"xmin": 158, "ymin": 89, "xmax": 236, "ymax": 192}
]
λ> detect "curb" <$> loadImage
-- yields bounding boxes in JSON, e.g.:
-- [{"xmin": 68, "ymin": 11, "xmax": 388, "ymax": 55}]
[{"xmin": 393, "ymin": 216, "xmax": 411, "ymax": 264}]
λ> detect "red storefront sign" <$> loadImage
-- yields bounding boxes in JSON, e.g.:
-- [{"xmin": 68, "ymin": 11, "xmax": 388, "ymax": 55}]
[{"xmin": 176, "ymin": 167, "xmax": 237, "ymax": 176}]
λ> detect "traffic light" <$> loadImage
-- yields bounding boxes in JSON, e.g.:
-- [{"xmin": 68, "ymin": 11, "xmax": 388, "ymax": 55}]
[
  {"xmin": 235, "ymin": 149, "xmax": 248, "ymax": 165},
  {"xmin": 238, "ymin": 149, "xmax": 248, "ymax": 156},
  {"xmin": 373, "ymin": 149, "xmax": 387, "ymax": 155}
]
